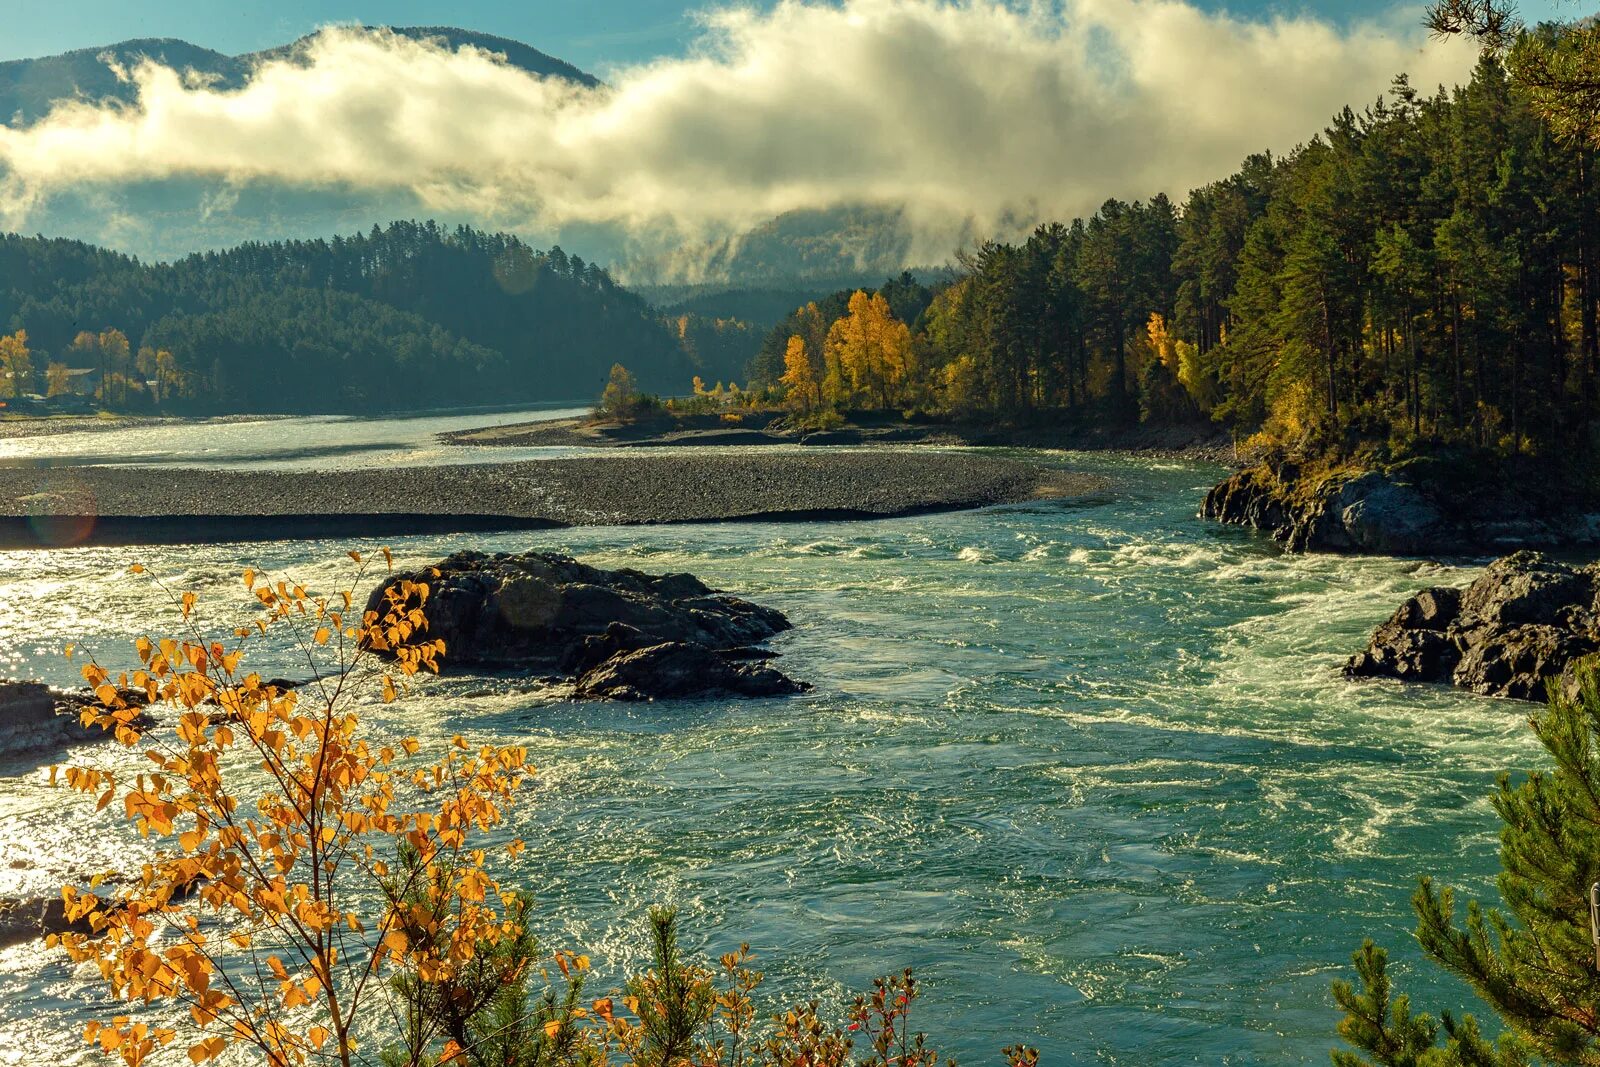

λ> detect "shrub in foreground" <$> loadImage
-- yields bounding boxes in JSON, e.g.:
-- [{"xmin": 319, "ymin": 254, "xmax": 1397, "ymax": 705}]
[{"xmin": 51, "ymin": 555, "xmax": 1036, "ymax": 1067}]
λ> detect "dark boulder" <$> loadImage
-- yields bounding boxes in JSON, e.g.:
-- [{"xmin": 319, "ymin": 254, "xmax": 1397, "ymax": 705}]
[
  {"xmin": 1205, "ymin": 456, "xmax": 1600, "ymax": 557},
  {"xmin": 367, "ymin": 551, "xmax": 807, "ymax": 701},
  {"xmin": 0, "ymin": 895, "xmax": 88, "ymax": 948},
  {"xmin": 1458, "ymin": 551, "xmax": 1594, "ymax": 627},
  {"xmin": 574, "ymin": 642, "xmax": 812, "ymax": 701},
  {"xmin": 1346, "ymin": 625, "xmax": 1461, "ymax": 682},
  {"xmin": 1346, "ymin": 552, "xmax": 1600, "ymax": 701},
  {"xmin": 1397, "ymin": 586, "xmax": 1463, "ymax": 629},
  {"xmin": 1201, "ymin": 467, "xmax": 1291, "ymax": 538},
  {"xmin": 0, "ymin": 680, "xmax": 152, "ymax": 759},
  {"xmin": 1453, "ymin": 624, "xmax": 1596, "ymax": 701},
  {"xmin": 559, "ymin": 622, "xmax": 667, "ymax": 677},
  {"xmin": 367, "ymin": 551, "xmax": 790, "ymax": 669}
]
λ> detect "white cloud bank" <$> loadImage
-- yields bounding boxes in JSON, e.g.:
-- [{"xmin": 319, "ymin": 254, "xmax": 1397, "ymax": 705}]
[{"xmin": 0, "ymin": 0, "xmax": 1477, "ymax": 258}]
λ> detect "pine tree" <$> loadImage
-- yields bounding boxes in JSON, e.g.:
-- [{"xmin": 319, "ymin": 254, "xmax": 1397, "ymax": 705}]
[{"xmin": 1333, "ymin": 670, "xmax": 1600, "ymax": 1065}]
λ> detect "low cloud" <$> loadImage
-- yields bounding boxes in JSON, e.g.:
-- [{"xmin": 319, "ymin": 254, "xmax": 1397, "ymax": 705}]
[{"xmin": 0, "ymin": 0, "xmax": 1478, "ymax": 261}]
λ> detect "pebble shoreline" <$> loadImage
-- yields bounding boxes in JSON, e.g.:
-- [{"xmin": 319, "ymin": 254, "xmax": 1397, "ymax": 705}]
[{"xmin": 0, "ymin": 452, "xmax": 1104, "ymax": 547}]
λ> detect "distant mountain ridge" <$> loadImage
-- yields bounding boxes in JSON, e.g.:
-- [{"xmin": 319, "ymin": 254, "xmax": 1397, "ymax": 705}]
[
  {"xmin": 0, "ymin": 26, "xmax": 599, "ymax": 127},
  {"xmin": 0, "ymin": 29, "xmax": 931, "ymax": 292},
  {"xmin": 0, "ymin": 221, "xmax": 696, "ymax": 413}
]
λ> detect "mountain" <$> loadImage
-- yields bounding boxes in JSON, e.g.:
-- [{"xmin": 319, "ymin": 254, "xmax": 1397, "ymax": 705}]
[
  {"xmin": 652, "ymin": 288, "xmax": 852, "ymax": 332},
  {"xmin": 621, "ymin": 206, "xmax": 964, "ymax": 292},
  {"xmin": 0, "ymin": 38, "xmax": 238, "ymax": 127},
  {"xmin": 0, "ymin": 29, "xmax": 939, "ymax": 291},
  {"xmin": 0, "ymin": 28, "xmax": 607, "ymax": 266},
  {"xmin": 0, "ymin": 27, "xmax": 598, "ymax": 127},
  {"xmin": 0, "ymin": 222, "xmax": 696, "ymax": 413}
]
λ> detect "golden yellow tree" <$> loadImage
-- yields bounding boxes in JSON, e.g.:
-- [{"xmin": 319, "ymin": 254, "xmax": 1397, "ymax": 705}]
[
  {"xmin": 52, "ymin": 554, "xmax": 532, "ymax": 1067},
  {"xmin": 823, "ymin": 292, "xmax": 910, "ymax": 410},
  {"xmin": 46, "ymin": 362, "xmax": 72, "ymax": 397},
  {"xmin": 98, "ymin": 328, "xmax": 131, "ymax": 364},
  {"xmin": 69, "ymin": 330, "xmax": 99, "ymax": 360},
  {"xmin": 96, "ymin": 328, "xmax": 131, "ymax": 404},
  {"xmin": 795, "ymin": 303, "xmax": 830, "ymax": 364},
  {"xmin": 0, "ymin": 329, "xmax": 33, "ymax": 399},
  {"xmin": 779, "ymin": 336, "xmax": 819, "ymax": 412},
  {"xmin": 598, "ymin": 363, "xmax": 640, "ymax": 418},
  {"xmin": 1146, "ymin": 313, "xmax": 1214, "ymax": 414},
  {"xmin": 154, "ymin": 349, "xmax": 180, "ymax": 403},
  {"xmin": 135, "ymin": 345, "xmax": 158, "ymax": 390},
  {"xmin": 822, "ymin": 298, "xmax": 864, "ymax": 408},
  {"xmin": 879, "ymin": 305, "xmax": 912, "ymax": 406}
]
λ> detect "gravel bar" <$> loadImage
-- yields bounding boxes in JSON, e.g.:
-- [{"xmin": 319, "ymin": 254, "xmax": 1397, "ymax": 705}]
[{"xmin": 0, "ymin": 452, "xmax": 1104, "ymax": 548}]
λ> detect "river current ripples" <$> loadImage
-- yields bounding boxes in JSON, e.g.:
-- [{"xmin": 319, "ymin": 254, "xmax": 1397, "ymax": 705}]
[{"xmin": 0, "ymin": 427, "xmax": 1533, "ymax": 1064}]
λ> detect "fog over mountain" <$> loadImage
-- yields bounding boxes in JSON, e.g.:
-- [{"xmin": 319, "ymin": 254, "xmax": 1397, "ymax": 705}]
[{"xmin": 0, "ymin": 1, "xmax": 1477, "ymax": 285}]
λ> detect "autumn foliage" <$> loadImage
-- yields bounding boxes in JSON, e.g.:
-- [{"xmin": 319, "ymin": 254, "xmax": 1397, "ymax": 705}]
[
  {"xmin": 51, "ymin": 552, "xmax": 1036, "ymax": 1067},
  {"xmin": 0, "ymin": 329, "xmax": 33, "ymax": 399},
  {"xmin": 50, "ymin": 552, "xmax": 529, "ymax": 1066}
]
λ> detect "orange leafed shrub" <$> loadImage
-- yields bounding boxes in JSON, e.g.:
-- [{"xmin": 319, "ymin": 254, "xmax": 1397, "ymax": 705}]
[
  {"xmin": 52, "ymin": 553, "xmax": 530, "ymax": 1067},
  {"xmin": 52, "ymin": 553, "xmax": 1039, "ymax": 1067}
]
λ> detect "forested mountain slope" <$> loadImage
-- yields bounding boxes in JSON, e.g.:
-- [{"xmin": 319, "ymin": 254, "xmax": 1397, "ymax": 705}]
[{"xmin": 0, "ymin": 222, "xmax": 694, "ymax": 412}]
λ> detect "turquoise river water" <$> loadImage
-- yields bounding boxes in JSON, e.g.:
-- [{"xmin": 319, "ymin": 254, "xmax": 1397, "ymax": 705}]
[{"xmin": 0, "ymin": 412, "xmax": 1540, "ymax": 1064}]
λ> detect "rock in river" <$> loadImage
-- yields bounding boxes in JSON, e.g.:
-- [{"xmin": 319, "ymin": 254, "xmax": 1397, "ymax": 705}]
[
  {"xmin": 1203, "ymin": 453, "xmax": 1600, "ymax": 556},
  {"xmin": 1346, "ymin": 551, "xmax": 1600, "ymax": 701},
  {"xmin": 574, "ymin": 641, "xmax": 808, "ymax": 701},
  {"xmin": 366, "ymin": 551, "xmax": 809, "ymax": 701},
  {"xmin": 1202, "ymin": 464, "xmax": 1444, "ymax": 554},
  {"xmin": 0, "ymin": 895, "xmax": 89, "ymax": 948},
  {"xmin": 0, "ymin": 680, "xmax": 150, "ymax": 759}
]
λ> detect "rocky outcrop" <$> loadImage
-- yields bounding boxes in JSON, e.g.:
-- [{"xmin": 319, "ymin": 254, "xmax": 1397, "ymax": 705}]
[
  {"xmin": 366, "ymin": 551, "xmax": 809, "ymax": 701},
  {"xmin": 1203, "ymin": 460, "xmax": 1600, "ymax": 555},
  {"xmin": 574, "ymin": 642, "xmax": 808, "ymax": 701},
  {"xmin": 0, "ymin": 874, "xmax": 205, "ymax": 948},
  {"xmin": 0, "ymin": 680, "xmax": 150, "ymax": 759},
  {"xmin": 0, "ymin": 895, "xmax": 87, "ymax": 948},
  {"xmin": 1346, "ymin": 552, "xmax": 1600, "ymax": 700},
  {"xmin": 1203, "ymin": 466, "xmax": 1445, "ymax": 554}
]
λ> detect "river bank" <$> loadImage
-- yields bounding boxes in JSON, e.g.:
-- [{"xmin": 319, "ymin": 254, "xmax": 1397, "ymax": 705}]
[
  {"xmin": 0, "ymin": 451, "xmax": 1102, "ymax": 547},
  {"xmin": 0, "ymin": 413, "xmax": 284, "ymax": 441},
  {"xmin": 444, "ymin": 411, "xmax": 1237, "ymax": 462}
]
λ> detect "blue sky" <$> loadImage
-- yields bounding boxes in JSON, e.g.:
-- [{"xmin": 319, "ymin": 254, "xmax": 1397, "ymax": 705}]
[{"xmin": 0, "ymin": 0, "xmax": 1576, "ymax": 72}]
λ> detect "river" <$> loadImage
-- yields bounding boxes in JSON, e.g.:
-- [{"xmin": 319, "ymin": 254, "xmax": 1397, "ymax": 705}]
[{"xmin": 0, "ymin": 411, "xmax": 1530, "ymax": 1064}]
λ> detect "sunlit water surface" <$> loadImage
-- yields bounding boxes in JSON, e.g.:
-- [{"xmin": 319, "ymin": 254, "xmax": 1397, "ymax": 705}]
[
  {"xmin": 0, "ymin": 430, "xmax": 1534, "ymax": 1064},
  {"xmin": 0, "ymin": 403, "xmax": 590, "ymax": 470}
]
